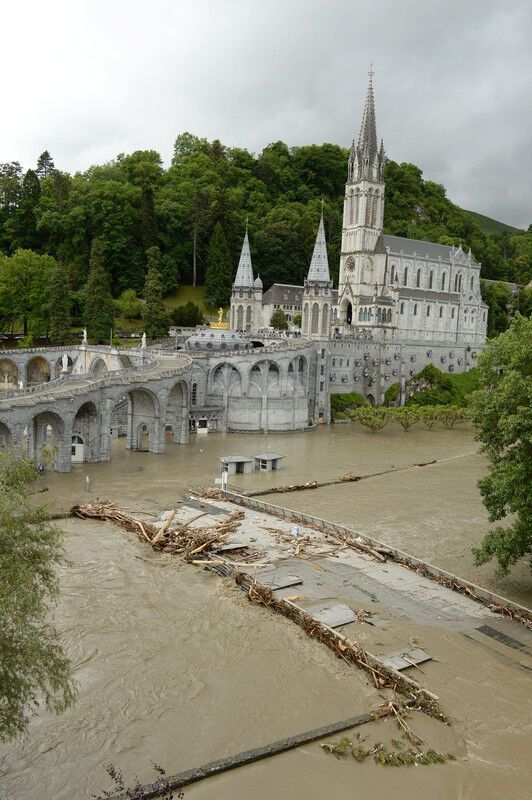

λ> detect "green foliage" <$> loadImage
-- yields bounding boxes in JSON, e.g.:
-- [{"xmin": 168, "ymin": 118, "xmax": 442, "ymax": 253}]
[
  {"xmin": 463, "ymin": 209, "xmax": 519, "ymax": 235},
  {"xmin": 469, "ymin": 316, "xmax": 532, "ymax": 575},
  {"xmin": 349, "ymin": 406, "xmax": 389, "ymax": 433},
  {"xmin": 419, "ymin": 406, "xmax": 442, "ymax": 429},
  {"xmin": 0, "ymin": 449, "xmax": 76, "ymax": 740},
  {"xmin": 331, "ymin": 392, "xmax": 366, "ymax": 419},
  {"xmin": 83, "ymin": 238, "xmax": 115, "ymax": 343},
  {"xmin": 142, "ymin": 246, "xmax": 167, "ymax": 338},
  {"xmin": 321, "ymin": 736, "xmax": 455, "ymax": 767},
  {"xmin": 406, "ymin": 365, "xmax": 480, "ymax": 407},
  {"xmin": 48, "ymin": 261, "xmax": 72, "ymax": 344},
  {"xmin": 169, "ymin": 301, "xmax": 204, "ymax": 327},
  {"xmin": 384, "ymin": 382, "xmax": 400, "ymax": 404},
  {"xmin": 390, "ymin": 407, "xmax": 420, "ymax": 431},
  {"xmin": 116, "ymin": 289, "xmax": 143, "ymax": 320},
  {"xmin": 438, "ymin": 407, "xmax": 469, "ymax": 429},
  {"xmin": 293, "ymin": 312, "xmax": 302, "ymax": 328},
  {"xmin": 480, "ymin": 280, "xmax": 515, "ymax": 337},
  {"xmin": 270, "ymin": 308, "xmax": 288, "ymax": 330},
  {"xmin": 0, "ymin": 249, "xmax": 56, "ymax": 336},
  {"xmin": 204, "ymin": 223, "xmax": 233, "ymax": 309}
]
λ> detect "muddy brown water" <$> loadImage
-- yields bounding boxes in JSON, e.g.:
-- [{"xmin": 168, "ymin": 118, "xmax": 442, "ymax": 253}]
[{"xmin": 1, "ymin": 424, "xmax": 531, "ymax": 799}]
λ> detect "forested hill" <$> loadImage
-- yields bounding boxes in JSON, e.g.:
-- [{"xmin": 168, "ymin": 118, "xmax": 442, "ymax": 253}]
[{"xmin": 0, "ymin": 134, "xmax": 530, "ymax": 299}]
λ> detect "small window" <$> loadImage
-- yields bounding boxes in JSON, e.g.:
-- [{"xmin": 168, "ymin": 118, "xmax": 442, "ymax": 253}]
[
  {"xmin": 332, "ymin": 358, "xmax": 336, "ymax": 367},
  {"xmin": 321, "ymin": 349, "xmax": 325, "ymax": 358},
  {"xmin": 439, "ymin": 306, "xmax": 443, "ymax": 318},
  {"xmin": 426, "ymin": 305, "xmax": 431, "ymax": 316},
  {"xmin": 441, "ymin": 273, "xmax": 446, "ymax": 291},
  {"xmin": 346, "ymin": 359, "xmax": 350, "ymax": 367},
  {"xmin": 470, "ymin": 276, "xmax": 474, "ymax": 290},
  {"xmin": 403, "ymin": 267, "xmax": 408, "ymax": 285},
  {"xmin": 191, "ymin": 383, "xmax": 197, "ymax": 405},
  {"xmin": 319, "ymin": 380, "xmax": 324, "ymax": 391},
  {"xmin": 400, "ymin": 302, "xmax": 404, "ymax": 314},
  {"xmin": 451, "ymin": 308, "xmax": 455, "ymax": 319},
  {"xmin": 429, "ymin": 271, "xmax": 433, "ymax": 289},
  {"xmin": 320, "ymin": 365, "xmax": 324, "ymax": 375},
  {"xmin": 413, "ymin": 304, "xmax": 418, "ymax": 316},
  {"xmin": 416, "ymin": 268, "xmax": 421, "ymax": 288}
]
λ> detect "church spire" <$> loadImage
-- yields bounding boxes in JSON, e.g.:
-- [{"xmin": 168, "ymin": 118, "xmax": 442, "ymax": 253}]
[
  {"xmin": 233, "ymin": 223, "xmax": 254, "ymax": 287},
  {"xmin": 348, "ymin": 66, "xmax": 385, "ymax": 183},
  {"xmin": 358, "ymin": 65, "xmax": 378, "ymax": 165},
  {"xmin": 307, "ymin": 207, "xmax": 330, "ymax": 283}
]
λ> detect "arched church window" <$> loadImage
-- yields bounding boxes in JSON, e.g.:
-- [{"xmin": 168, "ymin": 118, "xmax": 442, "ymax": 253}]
[
  {"xmin": 429, "ymin": 271, "xmax": 434, "ymax": 289},
  {"xmin": 470, "ymin": 276, "xmax": 474, "ymax": 291},
  {"xmin": 416, "ymin": 268, "xmax": 421, "ymax": 288},
  {"xmin": 191, "ymin": 383, "xmax": 197, "ymax": 405},
  {"xmin": 400, "ymin": 302, "xmax": 404, "ymax": 314},
  {"xmin": 426, "ymin": 305, "xmax": 431, "ymax": 317},
  {"xmin": 413, "ymin": 304, "xmax": 418, "ymax": 316},
  {"xmin": 458, "ymin": 274, "xmax": 463, "ymax": 292},
  {"xmin": 311, "ymin": 303, "xmax": 319, "ymax": 334},
  {"xmin": 439, "ymin": 306, "xmax": 443, "ymax": 318},
  {"xmin": 403, "ymin": 267, "xmax": 408, "ymax": 285},
  {"xmin": 359, "ymin": 307, "xmax": 363, "ymax": 321},
  {"xmin": 349, "ymin": 190, "xmax": 355, "ymax": 225},
  {"xmin": 441, "ymin": 273, "xmax": 447, "ymax": 291},
  {"xmin": 365, "ymin": 190, "xmax": 373, "ymax": 225},
  {"xmin": 354, "ymin": 190, "xmax": 360, "ymax": 224},
  {"xmin": 371, "ymin": 192, "xmax": 378, "ymax": 227},
  {"xmin": 376, "ymin": 308, "xmax": 381, "ymax": 323},
  {"xmin": 386, "ymin": 309, "xmax": 392, "ymax": 323},
  {"xmin": 451, "ymin": 308, "xmax": 455, "ymax": 319},
  {"xmin": 454, "ymin": 274, "xmax": 458, "ymax": 292}
]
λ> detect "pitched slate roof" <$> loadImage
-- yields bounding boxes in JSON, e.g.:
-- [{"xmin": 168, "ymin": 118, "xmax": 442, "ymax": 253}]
[
  {"xmin": 233, "ymin": 228, "xmax": 254, "ymax": 287},
  {"xmin": 383, "ymin": 234, "xmax": 479, "ymax": 265},
  {"xmin": 307, "ymin": 213, "xmax": 330, "ymax": 282},
  {"xmin": 262, "ymin": 284, "xmax": 304, "ymax": 306}
]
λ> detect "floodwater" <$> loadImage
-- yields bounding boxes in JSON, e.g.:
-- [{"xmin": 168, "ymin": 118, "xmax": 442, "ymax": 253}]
[{"xmin": 1, "ymin": 424, "xmax": 531, "ymax": 799}]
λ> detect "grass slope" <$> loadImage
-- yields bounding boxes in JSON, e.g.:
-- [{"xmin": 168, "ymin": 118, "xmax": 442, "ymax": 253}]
[
  {"xmin": 463, "ymin": 209, "xmax": 520, "ymax": 235},
  {"xmin": 163, "ymin": 285, "xmax": 210, "ymax": 315}
]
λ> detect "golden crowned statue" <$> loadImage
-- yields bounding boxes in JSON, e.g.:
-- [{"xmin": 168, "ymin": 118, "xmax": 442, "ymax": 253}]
[{"xmin": 210, "ymin": 307, "xmax": 230, "ymax": 330}]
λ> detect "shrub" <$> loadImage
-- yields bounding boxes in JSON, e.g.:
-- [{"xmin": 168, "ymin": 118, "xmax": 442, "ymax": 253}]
[
  {"xmin": 349, "ymin": 406, "xmax": 389, "ymax": 433},
  {"xmin": 390, "ymin": 407, "xmax": 420, "ymax": 431},
  {"xmin": 439, "ymin": 407, "xmax": 469, "ymax": 429},
  {"xmin": 384, "ymin": 382, "xmax": 400, "ymax": 405},
  {"xmin": 420, "ymin": 406, "xmax": 441, "ymax": 429},
  {"xmin": 331, "ymin": 392, "xmax": 367, "ymax": 420},
  {"xmin": 170, "ymin": 301, "xmax": 204, "ymax": 327},
  {"xmin": 116, "ymin": 289, "xmax": 143, "ymax": 320}
]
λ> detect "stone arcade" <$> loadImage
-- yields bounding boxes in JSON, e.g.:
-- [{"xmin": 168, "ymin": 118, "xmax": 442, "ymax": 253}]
[{"xmin": 0, "ymin": 73, "xmax": 488, "ymax": 469}]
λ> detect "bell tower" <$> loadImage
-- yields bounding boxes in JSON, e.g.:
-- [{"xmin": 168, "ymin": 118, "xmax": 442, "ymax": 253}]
[{"xmin": 337, "ymin": 68, "xmax": 386, "ymax": 326}]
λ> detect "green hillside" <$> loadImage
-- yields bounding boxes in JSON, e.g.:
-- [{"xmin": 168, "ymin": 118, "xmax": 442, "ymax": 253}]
[{"xmin": 463, "ymin": 209, "xmax": 521, "ymax": 235}]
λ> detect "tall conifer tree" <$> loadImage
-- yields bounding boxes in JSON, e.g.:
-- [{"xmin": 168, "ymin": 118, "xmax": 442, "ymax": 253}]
[
  {"xmin": 48, "ymin": 261, "xmax": 72, "ymax": 344},
  {"xmin": 83, "ymin": 238, "xmax": 115, "ymax": 343},
  {"xmin": 204, "ymin": 223, "xmax": 232, "ymax": 308},
  {"xmin": 142, "ymin": 246, "xmax": 167, "ymax": 338}
]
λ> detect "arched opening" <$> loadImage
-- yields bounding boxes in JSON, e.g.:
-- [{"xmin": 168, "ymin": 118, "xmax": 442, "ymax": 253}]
[
  {"xmin": 416, "ymin": 268, "xmax": 421, "ymax": 288},
  {"xmin": 346, "ymin": 303, "xmax": 353, "ymax": 325},
  {"xmin": 26, "ymin": 356, "xmax": 50, "ymax": 386},
  {"xmin": 246, "ymin": 306, "xmax": 252, "ymax": 331},
  {"xmin": 441, "ymin": 273, "xmax": 447, "ymax": 291},
  {"xmin": 311, "ymin": 303, "xmax": 319, "ymax": 334},
  {"xmin": 211, "ymin": 364, "xmax": 242, "ymax": 397},
  {"xmin": 0, "ymin": 421, "xmax": 13, "ymax": 450},
  {"xmin": 302, "ymin": 302, "xmax": 309, "ymax": 334},
  {"xmin": 56, "ymin": 355, "xmax": 74, "ymax": 375},
  {"xmin": 72, "ymin": 401, "xmax": 100, "ymax": 463},
  {"xmin": 403, "ymin": 267, "xmax": 408, "ymax": 285},
  {"xmin": 127, "ymin": 389, "xmax": 161, "ymax": 453},
  {"xmin": 0, "ymin": 359, "xmax": 19, "ymax": 393},
  {"xmin": 89, "ymin": 357, "xmax": 108, "ymax": 377},
  {"xmin": 237, "ymin": 306, "xmax": 244, "ymax": 330},
  {"xmin": 366, "ymin": 393, "xmax": 376, "ymax": 406},
  {"xmin": 30, "ymin": 410, "xmax": 65, "ymax": 471},
  {"xmin": 321, "ymin": 303, "xmax": 329, "ymax": 335}
]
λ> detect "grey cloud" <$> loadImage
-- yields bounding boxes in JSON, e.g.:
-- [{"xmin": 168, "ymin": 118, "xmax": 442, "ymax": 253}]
[{"xmin": 1, "ymin": 0, "xmax": 530, "ymax": 227}]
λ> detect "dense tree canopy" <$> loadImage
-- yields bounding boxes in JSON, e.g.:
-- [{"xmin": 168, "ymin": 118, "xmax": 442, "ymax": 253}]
[
  {"xmin": 0, "ymin": 450, "xmax": 76, "ymax": 740},
  {"xmin": 0, "ymin": 136, "xmax": 530, "ymax": 330},
  {"xmin": 469, "ymin": 316, "xmax": 532, "ymax": 575}
]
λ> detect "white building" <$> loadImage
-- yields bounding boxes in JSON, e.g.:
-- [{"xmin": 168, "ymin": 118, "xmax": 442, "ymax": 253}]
[{"xmin": 230, "ymin": 72, "xmax": 488, "ymax": 350}]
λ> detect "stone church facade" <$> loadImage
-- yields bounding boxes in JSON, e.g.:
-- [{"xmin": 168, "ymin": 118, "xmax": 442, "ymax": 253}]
[{"xmin": 230, "ymin": 72, "xmax": 488, "ymax": 396}]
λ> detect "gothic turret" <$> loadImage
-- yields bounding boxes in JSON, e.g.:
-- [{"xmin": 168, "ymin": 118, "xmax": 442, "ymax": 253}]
[
  {"xmin": 230, "ymin": 224, "xmax": 261, "ymax": 332},
  {"xmin": 302, "ymin": 208, "xmax": 333, "ymax": 338},
  {"xmin": 348, "ymin": 69, "xmax": 385, "ymax": 183}
]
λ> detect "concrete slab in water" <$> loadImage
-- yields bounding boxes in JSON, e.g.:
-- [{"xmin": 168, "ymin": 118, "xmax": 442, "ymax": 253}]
[
  {"xmin": 303, "ymin": 602, "xmax": 358, "ymax": 628},
  {"xmin": 381, "ymin": 647, "xmax": 432, "ymax": 671}
]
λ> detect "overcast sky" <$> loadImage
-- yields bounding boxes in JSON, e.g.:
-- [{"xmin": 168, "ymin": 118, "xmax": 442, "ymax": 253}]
[{"xmin": 2, "ymin": 0, "xmax": 531, "ymax": 228}]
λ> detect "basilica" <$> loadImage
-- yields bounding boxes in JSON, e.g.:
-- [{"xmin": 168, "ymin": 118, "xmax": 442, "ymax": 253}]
[{"xmin": 230, "ymin": 73, "xmax": 488, "ymax": 350}]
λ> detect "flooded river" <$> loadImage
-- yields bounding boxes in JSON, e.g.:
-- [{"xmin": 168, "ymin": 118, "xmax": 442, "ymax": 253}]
[{"xmin": 1, "ymin": 424, "xmax": 530, "ymax": 799}]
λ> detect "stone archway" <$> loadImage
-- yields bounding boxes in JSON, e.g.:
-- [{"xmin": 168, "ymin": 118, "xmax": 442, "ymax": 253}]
[
  {"xmin": 26, "ymin": 356, "xmax": 51, "ymax": 386},
  {"xmin": 0, "ymin": 420, "xmax": 13, "ymax": 450},
  {"xmin": 0, "ymin": 359, "xmax": 19, "ymax": 393},
  {"xmin": 346, "ymin": 303, "xmax": 353, "ymax": 325},
  {"xmin": 127, "ymin": 388, "xmax": 163, "ymax": 453},
  {"xmin": 29, "ymin": 410, "xmax": 67, "ymax": 471},
  {"xmin": 89, "ymin": 357, "xmax": 108, "ymax": 377},
  {"xmin": 72, "ymin": 401, "xmax": 100, "ymax": 463}
]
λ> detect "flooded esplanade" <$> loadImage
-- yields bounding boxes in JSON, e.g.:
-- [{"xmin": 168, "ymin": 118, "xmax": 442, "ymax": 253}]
[{"xmin": 1, "ymin": 424, "xmax": 531, "ymax": 800}]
